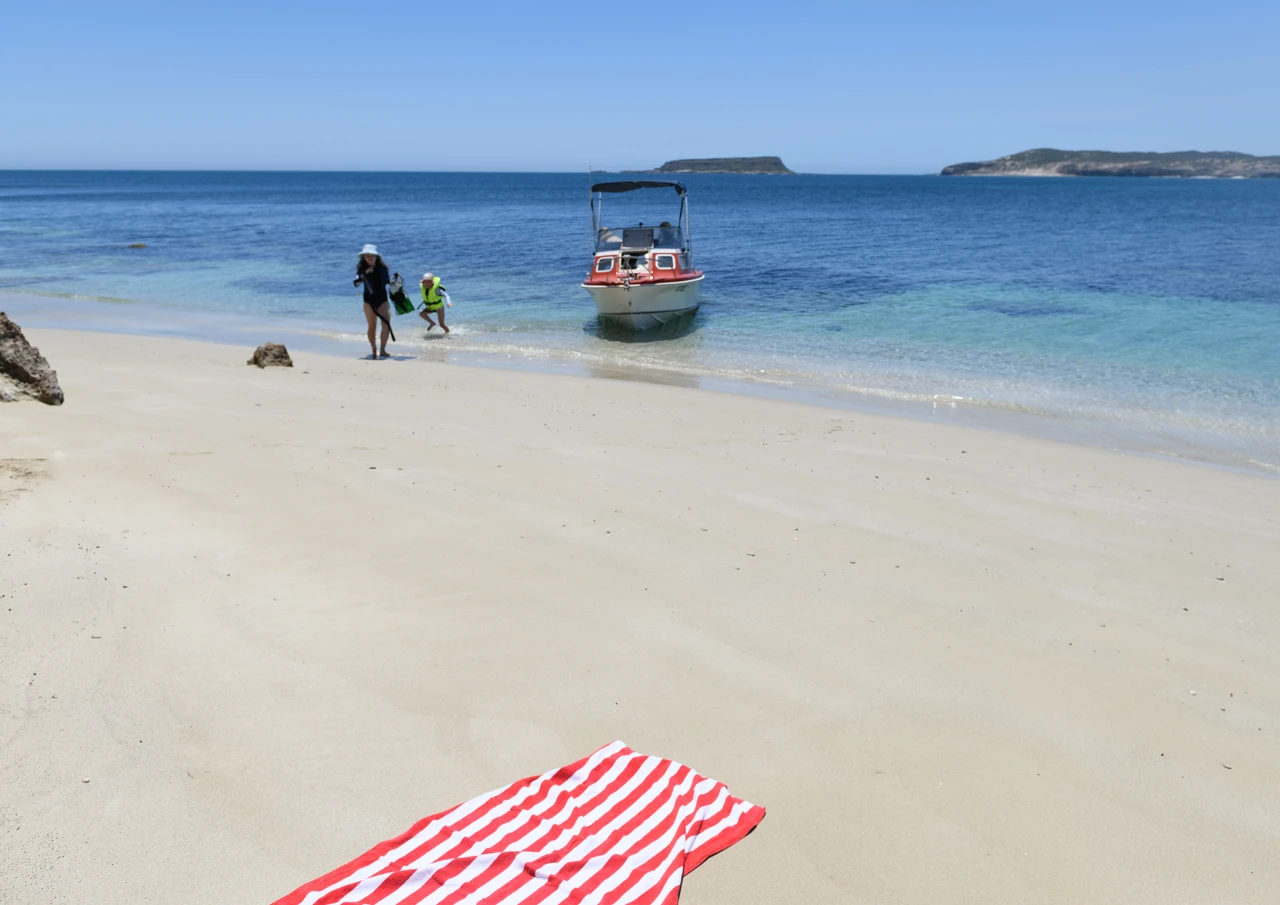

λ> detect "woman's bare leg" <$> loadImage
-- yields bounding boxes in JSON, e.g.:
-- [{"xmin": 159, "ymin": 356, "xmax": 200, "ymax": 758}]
[
  {"xmin": 377, "ymin": 303, "xmax": 391, "ymax": 356},
  {"xmin": 363, "ymin": 304, "xmax": 378, "ymax": 356}
]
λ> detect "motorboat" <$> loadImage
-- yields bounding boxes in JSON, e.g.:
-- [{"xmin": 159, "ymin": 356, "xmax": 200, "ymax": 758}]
[{"xmin": 582, "ymin": 180, "xmax": 703, "ymax": 330}]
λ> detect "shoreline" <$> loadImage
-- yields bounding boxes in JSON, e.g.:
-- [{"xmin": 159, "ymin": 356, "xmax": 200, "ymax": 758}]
[
  {"xmin": 4, "ymin": 328, "xmax": 1278, "ymax": 903},
  {"xmin": 4, "ymin": 290, "xmax": 1277, "ymax": 480}
]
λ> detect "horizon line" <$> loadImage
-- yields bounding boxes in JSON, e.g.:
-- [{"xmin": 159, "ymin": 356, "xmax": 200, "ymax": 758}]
[{"xmin": 0, "ymin": 166, "xmax": 938, "ymax": 176}]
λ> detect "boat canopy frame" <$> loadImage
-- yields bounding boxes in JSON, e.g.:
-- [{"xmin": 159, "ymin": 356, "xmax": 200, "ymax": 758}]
[{"xmin": 589, "ymin": 180, "xmax": 692, "ymax": 259}]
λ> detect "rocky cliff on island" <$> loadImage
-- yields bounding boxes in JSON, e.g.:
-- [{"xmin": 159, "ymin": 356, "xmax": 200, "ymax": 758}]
[
  {"xmin": 941, "ymin": 148, "xmax": 1280, "ymax": 178},
  {"xmin": 625, "ymin": 157, "xmax": 795, "ymax": 175}
]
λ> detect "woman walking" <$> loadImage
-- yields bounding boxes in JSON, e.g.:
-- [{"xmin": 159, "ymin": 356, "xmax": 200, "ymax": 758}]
[{"xmin": 353, "ymin": 243, "xmax": 394, "ymax": 358}]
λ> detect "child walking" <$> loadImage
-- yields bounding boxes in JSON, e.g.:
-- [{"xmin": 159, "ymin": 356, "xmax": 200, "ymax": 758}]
[{"xmin": 419, "ymin": 272, "xmax": 450, "ymax": 333}]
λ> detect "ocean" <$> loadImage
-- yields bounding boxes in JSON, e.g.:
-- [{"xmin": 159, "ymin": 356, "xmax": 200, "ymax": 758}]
[{"xmin": 2, "ymin": 170, "xmax": 1278, "ymax": 472}]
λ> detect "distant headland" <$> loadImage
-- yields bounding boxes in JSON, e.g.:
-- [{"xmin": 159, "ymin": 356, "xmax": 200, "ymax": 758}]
[
  {"xmin": 623, "ymin": 156, "xmax": 795, "ymax": 175},
  {"xmin": 941, "ymin": 148, "xmax": 1280, "ymax": 178}
]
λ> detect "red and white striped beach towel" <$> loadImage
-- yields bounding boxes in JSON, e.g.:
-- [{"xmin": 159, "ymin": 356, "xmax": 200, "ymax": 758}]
[{"xmin": 272, "ymin": 740, "xmax": 765, "ymax": 905}]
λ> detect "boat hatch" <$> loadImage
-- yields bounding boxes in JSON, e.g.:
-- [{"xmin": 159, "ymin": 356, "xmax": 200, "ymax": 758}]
[{"xmin": 621, "ymin": 228, "xmax": 654, "ymax": 251}]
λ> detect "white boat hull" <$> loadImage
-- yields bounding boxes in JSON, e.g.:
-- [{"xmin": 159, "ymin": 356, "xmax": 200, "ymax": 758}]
[{"xmin": 582, "ymin": 276, "xmax": 703, "ymax": 330}]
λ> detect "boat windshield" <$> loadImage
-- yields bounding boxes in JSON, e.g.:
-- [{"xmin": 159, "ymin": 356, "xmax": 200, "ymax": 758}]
[{"xmin": 595, "ymin": 224, "xmax": 684, "ymax": 252}]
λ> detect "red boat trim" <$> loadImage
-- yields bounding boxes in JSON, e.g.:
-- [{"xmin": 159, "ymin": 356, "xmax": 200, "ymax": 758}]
[{"xmin": 581, "ymin": 274, "xmax": 705, "ymax": 289}]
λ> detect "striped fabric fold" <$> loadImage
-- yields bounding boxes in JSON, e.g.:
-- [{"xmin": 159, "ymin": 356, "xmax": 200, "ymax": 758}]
[{"xmin": 271, "ymin": 740, "xmax": 765, "ymax": 905}]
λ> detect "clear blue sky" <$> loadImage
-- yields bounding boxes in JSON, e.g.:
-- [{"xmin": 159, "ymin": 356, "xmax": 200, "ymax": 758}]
[{"xmin": 3, "ymin": 0, "xmax": 1277, "ymax": 173}]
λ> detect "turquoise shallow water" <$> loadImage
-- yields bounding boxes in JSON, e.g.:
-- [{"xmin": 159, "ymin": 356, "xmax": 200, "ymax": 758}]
[{"xmin": 2, "ymin": 171, "xmax": 1278, "ymax": 470}]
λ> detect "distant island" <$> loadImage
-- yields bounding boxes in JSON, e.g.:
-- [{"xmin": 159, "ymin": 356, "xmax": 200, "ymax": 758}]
[
  {"xmin": 624, "ymin": 156, "xmax": 795, "ymax": 175},
  {"xmin": 941, "ymin": 148, "xmax": 1280, "ymax": 178}
]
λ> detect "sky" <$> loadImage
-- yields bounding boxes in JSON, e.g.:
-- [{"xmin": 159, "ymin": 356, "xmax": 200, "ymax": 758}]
[{"xmin": 2, "ymin": 0, "xmax": 1278, "ymax": 173}]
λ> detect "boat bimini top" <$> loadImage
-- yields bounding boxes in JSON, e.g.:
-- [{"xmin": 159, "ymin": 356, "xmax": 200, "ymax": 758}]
[
  {"xmin": 589, "ymin": 180, "xmax": 687, "ymax": 195},
  {"xmin": 590, "ymin": 181, "xmax": 692, "ymax": 255}
]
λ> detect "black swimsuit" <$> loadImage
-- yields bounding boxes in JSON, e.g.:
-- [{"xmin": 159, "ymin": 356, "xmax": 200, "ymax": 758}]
[
  {"xmin": 355, "ymin": 260, "xmax": 395, "ymax": 341},
  {"xmin": 355, "ymin": 261, "xmax": 390, "ymax": 309}
]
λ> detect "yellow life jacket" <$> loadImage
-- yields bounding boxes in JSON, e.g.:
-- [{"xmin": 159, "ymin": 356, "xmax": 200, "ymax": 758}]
[{"xmin": 421, "ymin": 276, "xmax": 445, "ymax": 310}]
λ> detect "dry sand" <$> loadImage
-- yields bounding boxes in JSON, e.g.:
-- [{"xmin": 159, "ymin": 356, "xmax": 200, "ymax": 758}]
[{"xmin": 2, "ymin": 329, "xmax": 1278, "ymax": 904}]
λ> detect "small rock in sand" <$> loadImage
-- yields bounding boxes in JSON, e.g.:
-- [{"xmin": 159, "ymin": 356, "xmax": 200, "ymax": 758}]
[{"xmin": 247, "ymin": 343, "xmax": 293, "ymax": 368}]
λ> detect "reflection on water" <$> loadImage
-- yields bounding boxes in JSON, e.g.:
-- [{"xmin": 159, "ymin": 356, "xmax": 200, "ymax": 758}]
[{"xmin": 585, "ymin": 311, "xmax": 702, "ymax": 343}]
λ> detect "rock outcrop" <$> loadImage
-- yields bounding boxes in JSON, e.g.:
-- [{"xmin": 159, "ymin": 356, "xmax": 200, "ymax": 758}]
[
  {"xmin": 942, "ymin": 148, "xmax": 1280, "ymax": 178},
  {"xmin": 247, "ymin": 343, "xmax": 293, "ymax": 368},
  {"xmin": 0, "ymin": 313, "xmax": 64, "ymax": 405}
]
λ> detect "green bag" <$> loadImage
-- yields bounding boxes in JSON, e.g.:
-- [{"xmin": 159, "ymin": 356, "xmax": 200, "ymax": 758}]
[
  {"xmin": 390, "ymin": 289, "xmax": 415, "ymax": 315},
  {"xmin": 389, "ymin": 273, "xmax": 416, "ymax": 315}
]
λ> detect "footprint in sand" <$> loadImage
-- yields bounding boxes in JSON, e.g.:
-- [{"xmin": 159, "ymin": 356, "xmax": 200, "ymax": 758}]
[{"xmin": 0, "ymin": 458, "xmax": 48, "ymax": 506}]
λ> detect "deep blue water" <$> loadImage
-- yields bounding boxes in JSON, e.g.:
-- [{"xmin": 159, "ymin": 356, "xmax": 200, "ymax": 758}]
[{"xmin": 2, "ymin": 171, "xmax": 1278, "ymax": 468}]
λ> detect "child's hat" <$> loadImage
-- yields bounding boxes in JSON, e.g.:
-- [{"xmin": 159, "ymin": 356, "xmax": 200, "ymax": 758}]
[
  {"xmin": 422, "ymin": 272, "xmax": 434, "ymax": 281},
  {"xmin": 360, "ymin": 244, "xmax": 379, "ymax": 256}
]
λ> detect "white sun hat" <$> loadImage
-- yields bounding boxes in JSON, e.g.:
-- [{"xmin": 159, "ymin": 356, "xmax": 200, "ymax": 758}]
[
  {"xmin": 360, "ymin": 244, "xmax": 379, "ymax": 256},
  {"xmin": 422, "ymin": 272, "xmax": 434, "ymax": 281}
]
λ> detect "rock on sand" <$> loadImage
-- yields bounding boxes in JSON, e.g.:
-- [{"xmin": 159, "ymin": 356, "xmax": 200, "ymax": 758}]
[
  {"xmin": 0, "ymin": 312, "xmax": 64, "ymax": 405},
  {"xmin": 247, "ymin": 343, "xmax": 293, "ymax": 369}
]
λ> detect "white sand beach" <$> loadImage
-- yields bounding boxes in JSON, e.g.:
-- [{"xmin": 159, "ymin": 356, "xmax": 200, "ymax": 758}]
[{"xmin": 2, "ymin": 329, "xmax": 1278, "ymax": 904}]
